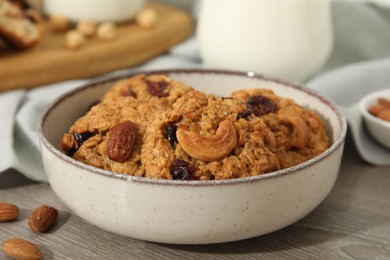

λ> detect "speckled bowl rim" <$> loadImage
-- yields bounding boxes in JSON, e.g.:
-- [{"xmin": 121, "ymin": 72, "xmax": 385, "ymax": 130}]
[{"xmin": 38, "ymin": 69, "xmax": 348, "ymax": 187}]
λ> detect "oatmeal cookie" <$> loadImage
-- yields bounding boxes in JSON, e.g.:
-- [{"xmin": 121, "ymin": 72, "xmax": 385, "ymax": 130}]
[
  {"xmin": 62, "ymin": 74, "xmax": 330, "ymax": 180},
  {"xmin": 101, "ymin": 74, "xmax": 193, "ymax": 108},
  {"xmin": 61, "ymin": 74, "xmax": 193, "ymax": 176},
  {"xmin": 141, "ymin": 91, "xmax": 281, "ymax": 180},
  {"xmin": 231, "ymin": 89, "xmax": 329, "ymax": 168},
  {"xmin": 61, "ymin": 96, "xmax": 163, "ymax": 176}
]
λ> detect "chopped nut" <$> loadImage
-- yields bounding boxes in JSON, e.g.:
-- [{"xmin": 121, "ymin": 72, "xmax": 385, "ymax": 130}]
[
  {"xmin": 378, "ymin": 109, "xmax": 390, "ymax": 122},
  {"xmin": 368, "ymin": 105, "xmax": 382, "ymax": 116},
  {"xmin": 77, "ymin": 20, "xmax": 97, "ymax": 37},
  {"xmin": 378, "ymin": 97, "xmax": 390, "ymax": 108},
  {"xmin": 136, "ymin": 8, "xmax": 158, "ymax": 29},
  {"xmin": 368, "ymin": 97, "xmax": 390, "ymax": 122},
  {"xmin": 49, "ymin": 14, "xmax": 70, "ymax": 31},
  {"xmin": 97, "ymin": 22, "xmax": 116, "ymax": 40},
  {"xmin": 66, "ymin": 30, "xmax": 85, "ymax": 50}
]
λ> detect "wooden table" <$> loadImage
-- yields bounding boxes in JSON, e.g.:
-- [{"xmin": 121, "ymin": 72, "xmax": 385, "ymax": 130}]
[{"xmin": 1, "ymin": 132, "xmax": 389, "ymax": 259}]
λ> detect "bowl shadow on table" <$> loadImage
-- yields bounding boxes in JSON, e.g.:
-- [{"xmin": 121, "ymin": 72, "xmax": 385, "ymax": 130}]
[
  {"xmin": 0, "ymin": 169, "xmax": 37, "ymax": 189},
  {"xmin": 161, "ymin": 131, "xmax": 388, "ymax": 255},
  {"xmin": 35, "ymin": 243, "xmax": 55, "ymax": 260},
  {"xmin": 47, "ymin": 210, "xmax": 71, "ymax": 234}
]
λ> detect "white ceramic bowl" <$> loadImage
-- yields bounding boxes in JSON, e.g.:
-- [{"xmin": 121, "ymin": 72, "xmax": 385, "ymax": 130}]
[
  {"xmin": 358, "ymin": 88, "xmax": 390, "ymax": 149},
  {"xmin": 43, "ymin": 0, "xmax": 145, "ymax": 23},
  {"xmin": 38, "ymin": 69, "xmax": 347, "ymax": 244}
]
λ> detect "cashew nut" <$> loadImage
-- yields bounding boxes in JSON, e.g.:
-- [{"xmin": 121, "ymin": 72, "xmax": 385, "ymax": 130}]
[
  {"xmin": 176, "ymin": 120, "xmax": 238, "ymax": 161},
  {"xmin": 278, "ymin": 110, "xmax": 309, "ymax": 149}
]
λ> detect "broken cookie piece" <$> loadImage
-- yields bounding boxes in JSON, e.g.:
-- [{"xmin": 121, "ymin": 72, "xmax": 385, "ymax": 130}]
[{"xmin": 0, "ymin": 0, "xmax": 41, "ymax": 49}]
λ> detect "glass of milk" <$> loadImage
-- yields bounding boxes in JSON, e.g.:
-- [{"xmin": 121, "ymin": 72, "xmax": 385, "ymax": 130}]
[{"xmin": 196, "ymin": 0, "xmax": 333, "ymax": 82}]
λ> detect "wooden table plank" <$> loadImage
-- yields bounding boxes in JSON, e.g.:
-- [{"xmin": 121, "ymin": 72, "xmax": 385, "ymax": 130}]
[{"xmin": 1, "ymin": 133, "xmax": 390, "ymax": 259}]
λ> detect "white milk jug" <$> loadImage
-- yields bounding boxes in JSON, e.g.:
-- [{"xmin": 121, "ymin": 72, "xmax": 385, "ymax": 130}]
[{"xmin": 196, "ymin": 0, "xmax": 333, "ymax": 82}]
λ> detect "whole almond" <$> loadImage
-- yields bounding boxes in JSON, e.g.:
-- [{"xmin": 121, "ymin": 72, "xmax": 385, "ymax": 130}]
[
  {"xmin": 28, "ymin": 205, "xmax": 58, "ymax": 233},
  {"xmin": 2, "ymin": 238, "xmax": 42, "ymax": 260},
  {"xmin": 107, "ymin": 120, "xmax": 137, "ymax": 162},
  {"xmin": 0, "ymin": 203, "xmax": 19, "ymax": 222}
]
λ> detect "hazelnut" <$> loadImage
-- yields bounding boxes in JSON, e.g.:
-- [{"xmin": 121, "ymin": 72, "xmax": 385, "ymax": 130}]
[
  {"xmin": 97, "ymin": 22, "xmax": 116, "ymax": 41},
  {"xmin": 77, "ymin": 20, "xmax": 97, "ymax": 37},
  {"xmin": 66, "ymin": 30, "xmax": 85, "ymax": 50},
  {"xmin": 136, "ymin": 8, "xmax": 158, "ymax": 29},
  {"xmin": 49, "ymin": 14, "xmax": 70, "ymax": 31}
]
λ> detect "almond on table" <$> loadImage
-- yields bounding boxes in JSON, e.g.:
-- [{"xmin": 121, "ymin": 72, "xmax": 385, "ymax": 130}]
[
  {"xmin": 2, "ymin": 238, "xmax": 42, "ymax": 260},
  {"xmin": 28, "ymin": 205, "xmax": 58, "ymax": 233},
  {"xmin": 0, "ymin": 202, "xmax": 19, "ymax": 222}
]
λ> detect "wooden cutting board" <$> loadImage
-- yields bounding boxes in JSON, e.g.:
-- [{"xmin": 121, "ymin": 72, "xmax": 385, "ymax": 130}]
[{"xmin": 0, "ymin": 1, "xmax": 193, "ymax": 92}]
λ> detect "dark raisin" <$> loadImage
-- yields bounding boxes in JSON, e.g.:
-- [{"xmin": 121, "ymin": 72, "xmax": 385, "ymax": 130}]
[
  {"xmin": 246, "ymin": 95, "xmax": 276, "ymax": 116},
  {"xmin": 68, "ymin": 148, "xmax": 77, "ymax": 157},
  {"xmin": 73, "ymin": 132, "xmax": 94, "ymax": 146},
  {"xmin": 163, "ymin": 124, "xmax": 178, "ymax": 148},
  {"xmin": 146, "ymin": 79, "xmax": 169, "ymax": 97},
  {"xmin": 173, "ymin": 159, "xmax": 188, "ymax": 168},
  {"xmin": 120, "ymin": 89, "xmax": 136, "ymax": 98},
  {"xmin": 170, "ymin": 159, "xmax": 198, "ymax": 180},
  {"xmin": 171, "ymin": 166, "xmax": 189, "ymax": 180},
  {"xmin": 237, "ymin": 109, "xmax": 253, "ymax": 119}
]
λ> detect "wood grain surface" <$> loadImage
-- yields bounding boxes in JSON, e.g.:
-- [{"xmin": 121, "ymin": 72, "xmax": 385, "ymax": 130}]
[
  {"xmin": 1, "ymin": 133, "xmax": 390, "ymax": 259},
  {"xmin": 0, "ymin": 1, "xmax": 193, "ymax": 92}
]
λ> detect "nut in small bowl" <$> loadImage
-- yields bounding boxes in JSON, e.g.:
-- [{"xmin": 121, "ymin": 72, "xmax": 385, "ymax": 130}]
[
  {"xmin": 38, "ymin": 69, "xmax": 347, "ymax": 244},
  {"xmin": 358, "ymin": 88, "xmax": 390, "ymax": 149}
]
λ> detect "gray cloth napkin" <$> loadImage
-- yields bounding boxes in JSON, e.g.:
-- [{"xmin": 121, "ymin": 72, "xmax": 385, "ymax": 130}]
[{"xmin": 1, "ymin": 0, "xmax": 390, "ymax": 182}]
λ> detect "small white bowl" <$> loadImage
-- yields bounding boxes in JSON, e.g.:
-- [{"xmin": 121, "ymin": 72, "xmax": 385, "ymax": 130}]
[
  {"xmin": 38, "ymin": 69, "xmax": 347, "ymax": 244},
  {"xmin": 358, "ymin": 88, "xmax": 390, "ymax": 149},
  {"xmin": 43, "ymin": 0, "xmax": 145, "ymax": 23}
]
